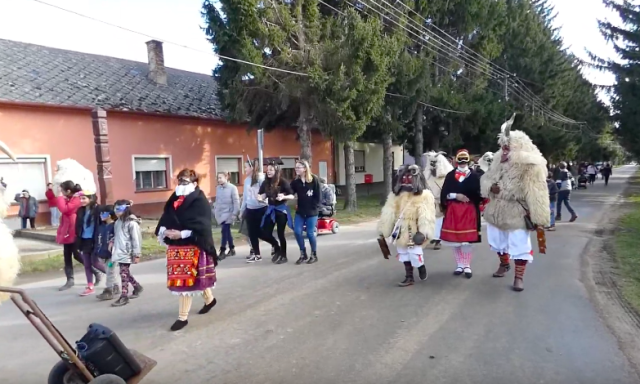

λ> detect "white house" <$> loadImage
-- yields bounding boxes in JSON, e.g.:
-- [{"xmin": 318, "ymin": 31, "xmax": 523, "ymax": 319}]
[{"xmin": 334, "ymin": 142, "xmax": 404, "ymax": 194}]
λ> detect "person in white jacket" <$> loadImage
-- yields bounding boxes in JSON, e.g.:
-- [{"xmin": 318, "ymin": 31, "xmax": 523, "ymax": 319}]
[{"xmin": 110, "ymin": 200, "xmax": 143, "ymax": 308}]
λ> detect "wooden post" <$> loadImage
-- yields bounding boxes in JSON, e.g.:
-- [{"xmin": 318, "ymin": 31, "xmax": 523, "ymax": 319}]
[{"xmin": 91, "ymin": 108, "xmax": 114, "ymax": 205}]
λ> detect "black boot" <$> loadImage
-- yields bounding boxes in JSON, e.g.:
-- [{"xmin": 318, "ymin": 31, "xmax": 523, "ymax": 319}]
[
  {"xmin": 295, "ymin": 250, "xmax": 308, "ymax": 265},
  {"xmin": 219, "ymin": 248, "xmax": 227, "ymax": 261},
  {"xmin": 96, "ymin": 287, "xmax": 114, "ymax": 301},
  {"xmin": 418, "ymin": 265, "xmax": 428, "ymax": 281},
  {"xmin": 398, "ymin": 262, "xmax": 415, "ymax": 287},
  {"xmin": 276, "ymin": 251, "xmax": 288, "ymax": 264},
  {"xmin": 433, "ymin": 240, "xmax": 442, "ymax": 250},
  {"xmin": 306, "ymin": 251, "xmax": 318, "ymax": 264},
  {"xmin": 227, "ymin": 248, "xmax": 236, "ymax": 257},
  {"xmin": 59, "ymin": 266, "xmax": 74, "ymax": 291},
  {"xmin": 271, "ymin": 247, "xmax": 281, "ymax": 263}
]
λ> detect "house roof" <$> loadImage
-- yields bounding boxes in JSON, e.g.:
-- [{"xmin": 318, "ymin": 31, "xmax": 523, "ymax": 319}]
[{"xmin": 0, "ymin": 39, "xmax": 222, "ymax": 118}]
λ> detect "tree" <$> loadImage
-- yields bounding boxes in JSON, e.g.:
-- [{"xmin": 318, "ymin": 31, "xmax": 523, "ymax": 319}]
[
  {"xmin": 310, "ymin": 9, "xmax": 402, "ymax": 211},
  {"xmin": 202, "ymin": 0, "xmax": 324, "ymax": 163},
  {"xmin": 593, "ymin": 0, "xmax": 640, "ymax": 158}
]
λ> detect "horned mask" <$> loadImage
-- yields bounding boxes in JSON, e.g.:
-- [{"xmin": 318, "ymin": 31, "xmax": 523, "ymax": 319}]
[
  {"xmin": 394, "ymin": 164, "xmax": 427, "ymax": 196},
  {"xmin": 498, "ymin": 113, "xmax": 516, "ymax": 163}
]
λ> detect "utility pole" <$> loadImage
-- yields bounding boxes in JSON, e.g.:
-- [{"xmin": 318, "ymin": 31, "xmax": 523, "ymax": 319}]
[{"xmin": 257, "ymin": 129, "xmax": 264, "ymax": 172}]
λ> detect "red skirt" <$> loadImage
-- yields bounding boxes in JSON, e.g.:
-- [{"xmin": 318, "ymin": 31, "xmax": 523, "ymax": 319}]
[{"xmin": 441, "ymin": 201, "xmax": 480, "ymax": 243}]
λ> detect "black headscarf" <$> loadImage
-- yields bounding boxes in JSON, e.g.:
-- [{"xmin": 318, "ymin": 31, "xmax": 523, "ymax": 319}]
[{"xmin": 155, "ymin": 188, "xmax": 217, "ymax": 260}]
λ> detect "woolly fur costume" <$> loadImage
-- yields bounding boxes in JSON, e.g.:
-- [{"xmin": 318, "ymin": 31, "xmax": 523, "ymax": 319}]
[
  {"xmin": 477, "ymin": 152, "xmax": 494, "ymax": 174},
  {"xmin": 378, "ymin": 169, "xmax": 436, "ymax": 249},
  {"xmin": 425, "ymin": 151, "xmax": 454, "ymax": 218},
  {"xmin": 480, "ymin": 122, "xmax": 551, "ymax": 231},
  {"xmin": 0, "ymin": 141, "xmax": 19, "ymax": 303}
]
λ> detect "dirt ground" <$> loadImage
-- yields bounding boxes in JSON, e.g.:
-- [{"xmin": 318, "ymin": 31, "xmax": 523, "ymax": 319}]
[{"xmin": 582, "ymin": 174, "xmax": 640, "ymax": 375}]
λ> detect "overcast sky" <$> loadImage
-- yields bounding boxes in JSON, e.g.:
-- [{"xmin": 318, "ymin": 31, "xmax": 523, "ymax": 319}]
[{"xmin": 0, "ymin": 0, "xmax": 618, "ymax": 100}]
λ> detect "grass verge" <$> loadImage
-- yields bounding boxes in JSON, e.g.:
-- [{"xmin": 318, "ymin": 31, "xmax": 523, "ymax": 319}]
[
  {"xmin": 19, "ymin": 194, "xmax": 382, "ymax": 276},
  {"xmin": 613, "ymin": 173, "xmax": 640, "ymax": 313}
]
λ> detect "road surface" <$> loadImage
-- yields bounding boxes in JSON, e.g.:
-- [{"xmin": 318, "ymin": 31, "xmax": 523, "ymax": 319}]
[{"xmin": 1, "ymin": 166, "xmax": 639, "ymax": 384}]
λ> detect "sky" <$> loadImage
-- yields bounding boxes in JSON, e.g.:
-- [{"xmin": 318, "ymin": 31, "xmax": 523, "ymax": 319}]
[{"xmin": 0, "ymin": 0, "xmax": 620, "ymax": 100}]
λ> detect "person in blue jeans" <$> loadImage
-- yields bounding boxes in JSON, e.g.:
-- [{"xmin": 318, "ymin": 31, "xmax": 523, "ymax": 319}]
[
  {"xmin": 290, "ymin": 160, "xmax": 321, "ymax": 265},
  {"xmin": 546, "ymin": 172, "xmax": 558, "ymax": 231}
]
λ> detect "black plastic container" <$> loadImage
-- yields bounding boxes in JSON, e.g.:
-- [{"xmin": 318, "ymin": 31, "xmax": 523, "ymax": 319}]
[{"xmin": 76, "ymin": 323, "xmax": 142, "ymax": 381}]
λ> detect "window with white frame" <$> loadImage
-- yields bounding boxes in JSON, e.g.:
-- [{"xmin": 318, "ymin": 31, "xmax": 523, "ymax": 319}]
[
  {"xmin": 216, "ymin": 157, "xmax": 241, "ymax": 185},
  {"xmin": 354, "ymin": 150, "xmax": 366, "ymax": 172},
  {"xmin": 134, "ymin": 157, "xmax": 169, "ymax": 191},
  {"xmin": 280, "ymin": 157, "xmax": 296, "ymax": 181},
  {"xmin": 0, "ymin": 159, "xmax": 48, "ymax": 201}
]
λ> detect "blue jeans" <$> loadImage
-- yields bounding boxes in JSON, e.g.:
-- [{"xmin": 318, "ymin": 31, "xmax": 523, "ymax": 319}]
[
  {"xmin": 50, "ymin": 207, "xmax": 60, "ymax": 226},
  {"xmin": 220, "ymin": 223, "xmax": 234, "ymax": 249},
  {"xmin": 294, "ymin": 214, "xmax": 318, "ymax": 253},
  {"xmin": 549, "ymin": 201, "xmax": 556, "ymax": 227}
]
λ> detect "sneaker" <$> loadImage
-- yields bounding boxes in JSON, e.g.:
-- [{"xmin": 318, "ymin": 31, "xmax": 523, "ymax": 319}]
[
  {"xmin": 569, "ymin": 215, "xmax": 578, "ymax": 222},
  {"xmin": 227, "ymin": 248, "xmax": 236, "ymax": 257},
  {"xmin": 80, "ymin": 286, "xmax": 95, "ymax": 296},
  {"xmin": 130, "ymin": 285, "xmax": 144, "ymax": 299},
  {"xmin": 247, "ymin": 249, "xmax": 255, "ymax": 260},
  {"xmin": 295, "ymin": 251, "xmax": 308, "ymax": 265},
  {"xmin": 546, "ymin": 226, "xmax": 556, "ymax": 231},
  {"xmin": 247, "ymin": 255, "xmax": 262, "ymax": 263},
  {"xmin": 111, "ymin": 297, "xmax": 129, "ymax": 307}
]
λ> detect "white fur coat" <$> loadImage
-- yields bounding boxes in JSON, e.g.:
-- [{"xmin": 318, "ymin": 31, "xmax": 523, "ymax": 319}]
[
  {"xmin": 425, "ymin": 151, "xmax": 453, "ymax": 217},
  {"xmin": 378, "ymin": 190, "xmax": 437, "ymax": 248},
  {"xmin": 0, "ymin": 182, "xmax": 20, "ymax": 303},
  {"xmin": 480, "ymin": 131, "xmax": 551, "ymax": 230},
  {"xmin": 477, "ymin": 152, "xmax": 494, "ymax": 173},
  {"xmin": 53, "ymin": 159, "xmax": 97, "ymax": 195}
]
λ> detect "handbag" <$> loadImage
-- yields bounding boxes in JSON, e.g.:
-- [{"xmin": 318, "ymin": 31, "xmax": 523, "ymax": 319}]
[{"xmin": 518, "ymin": 201, "xmax": 536, "ymax": 231}]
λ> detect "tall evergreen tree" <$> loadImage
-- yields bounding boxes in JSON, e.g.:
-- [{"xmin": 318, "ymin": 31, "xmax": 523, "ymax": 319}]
[{"xmin": 594, "ymin": 0, "xmax": 640, "ymax": 157}]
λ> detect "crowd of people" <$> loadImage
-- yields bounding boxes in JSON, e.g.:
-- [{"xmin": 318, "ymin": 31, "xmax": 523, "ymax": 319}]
[
  {"xmin": 378, "ymin": 114, "xmax": 609, "ymax": 293},
  {"xmin": 44, "ymin": 158, "xmax": 336, "ymax": 331}
]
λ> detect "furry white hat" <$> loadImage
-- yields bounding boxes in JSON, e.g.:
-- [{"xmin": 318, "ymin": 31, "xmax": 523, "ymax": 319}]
[{"xmin": 52, "ymin": 159, "xmax": 97, "ymax": 195}]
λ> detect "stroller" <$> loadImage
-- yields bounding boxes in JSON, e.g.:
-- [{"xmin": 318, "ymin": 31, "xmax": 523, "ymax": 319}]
[{"xmin": 576, "ymin": 173, "xmax": 588, "ymax": 189}]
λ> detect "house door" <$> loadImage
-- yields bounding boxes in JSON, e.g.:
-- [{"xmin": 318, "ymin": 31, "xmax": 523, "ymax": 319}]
[{"xmin": 318, "ymin": 161, "xmax": 328, "ymax": 181}]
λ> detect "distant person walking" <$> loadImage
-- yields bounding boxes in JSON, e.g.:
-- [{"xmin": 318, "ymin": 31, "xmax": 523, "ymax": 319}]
[
  {"xmin": 214, "ymin": 171, "xmax": 240, "ymax": 259},
  {"xmin": 546, "ymin": 172, "xmax": 558, "ymax": 231},
  {"xmin": 600, "ymin": 163, "xmax": 613, "ymax": 186},
  {"xmin": 586, "ymin": 163, "xmax": 598, "ymax": 185},
  {"xmin": 15, "ymin": 189, "xmax": 37, "ymax": 229},
  {"xmin": 555, "ymin": 162, "xmax": 578, "ymax": 223}
]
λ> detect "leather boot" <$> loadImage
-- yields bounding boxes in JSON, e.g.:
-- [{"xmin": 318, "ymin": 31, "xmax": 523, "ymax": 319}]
[
  {"xmin": 96, "ymin": 288, "xmax": 114, "ymax": 301},
  {"xmin": 398, "ymin": 262, "xmax": 415, "ymax": 287},
  {"xmin": 493, "ymin": 253, "xmax": 511, "ymax": 278},
  {"xmin": 275, "ymin": 250, "xmax": 288, "ymax": 264},
  {"xmin": 513, "ymin": 260, "xmax": 527, "ymax": 292},
  {"xmin": 59, "ymin": 266, "xmax": 74, "ymax": 291},
  {"xmin": 418, "ymin": 265, "xmax": 428, "ymax": 281},
  {"xmin": 433, "ymin": 240, "xmax": 441, "ymax": 250}
]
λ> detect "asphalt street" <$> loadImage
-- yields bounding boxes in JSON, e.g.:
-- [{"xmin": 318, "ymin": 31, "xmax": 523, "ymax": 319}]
[{"xmin": 1, "ymin": 166, "xmax": 639, "ymax": 384}]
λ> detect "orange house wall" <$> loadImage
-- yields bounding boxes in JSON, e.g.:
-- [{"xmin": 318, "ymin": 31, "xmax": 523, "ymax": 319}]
[
  {"xmin": 107, "ymin": 112, "xmax": 333, "ymax": 206},
  {"xmin": 0, "ymin": 102, "xmax": 333, "ymax": 220}
]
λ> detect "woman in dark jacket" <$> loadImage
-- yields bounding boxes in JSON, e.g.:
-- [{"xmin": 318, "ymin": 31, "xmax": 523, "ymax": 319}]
[
  {"xmin": 258, "ymin": 161, "xmax": 294, "ymax": 264},
  {"xmin": 75, "ymin": 192, "xmax": 106, "ymax": 296},
  {"xmin": 155, "ymin": 168, "xmax": 218, "ymax": 332}
]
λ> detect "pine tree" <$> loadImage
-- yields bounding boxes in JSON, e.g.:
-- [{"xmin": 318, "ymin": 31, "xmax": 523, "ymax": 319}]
[
  {"xmin": 310, "ymin": 9, "xmax": 402, "ymax": 211},
  {"xmin": 594, "ymin": 0, "xmax": 640, "ymax": 157}
]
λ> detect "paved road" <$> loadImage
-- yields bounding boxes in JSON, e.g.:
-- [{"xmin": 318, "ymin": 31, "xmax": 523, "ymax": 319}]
[{"xmin": 1, "ymin": 166, "xmax": 639, "ymax": 384}]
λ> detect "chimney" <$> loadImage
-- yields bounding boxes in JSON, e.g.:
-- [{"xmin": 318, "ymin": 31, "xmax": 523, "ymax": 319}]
[{"xmin": 146, "ymin": 40, "xmax": 167, "ymax": 86}]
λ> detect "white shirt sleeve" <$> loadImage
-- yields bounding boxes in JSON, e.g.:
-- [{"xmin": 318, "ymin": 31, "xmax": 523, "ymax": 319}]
[
  {"xmin": 447, "ymin": 193, "xmax": 457, "ymax": 199},
  {"xmin": 157, "ymin": 226, "xmax": 167, "ymax": 244},
  {"xmin": 180, "ymin": 230, "xmax": 192, "ymax": 239}
]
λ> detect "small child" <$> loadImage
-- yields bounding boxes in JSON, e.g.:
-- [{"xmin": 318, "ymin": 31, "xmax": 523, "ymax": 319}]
[
  {"xmin": 96, "ymin": 205, "xmax": 119, "ymax": 300},
  {"xmin": 111, "ymin": 200, "xmax": 144, "ymax": 307}
]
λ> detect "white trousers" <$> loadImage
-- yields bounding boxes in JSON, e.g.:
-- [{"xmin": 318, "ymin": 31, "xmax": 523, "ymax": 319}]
[
  {"xmin": 434, "ymin": 217, "xmax": 443, "ymax": 241},
  {"xmin": 486, "ymin": 224, "xmax": 533, "ymax": 262},
  {"xmin": 453, "ymin": 244, "xmax": 473, "ymax": 268},
  {"xmin": 396, "ymin": 246, "xmax": 425, "ymax": 268}
]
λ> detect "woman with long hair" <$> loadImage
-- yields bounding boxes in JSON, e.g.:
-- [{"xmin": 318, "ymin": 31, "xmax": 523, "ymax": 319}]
[
  {"xmin": 290, "ymin": 160, "xmax": 321, "ymax": 264},
  {"xmin": 155, "ymin": 169, "xmax": 218, "ymax": 331},
  {"xmin": 45, "ymin": 180, "xmax": 97, "ymax": 291},
  {"xmin": 240, "ymin": 159, "xmax": 268, "ymax": 262},
  {"xmin": 258, "ymin": 161, "xmax": 294, "ymax": 264},
  {"xmin": 76, "ymin": 192, "xmax": 106, "ymax": 296}
]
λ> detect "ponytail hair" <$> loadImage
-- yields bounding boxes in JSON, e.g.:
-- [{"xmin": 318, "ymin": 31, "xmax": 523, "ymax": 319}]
[{"xmin": 59, "ymin": 180, "xmax": 82, "ymax": 194}]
